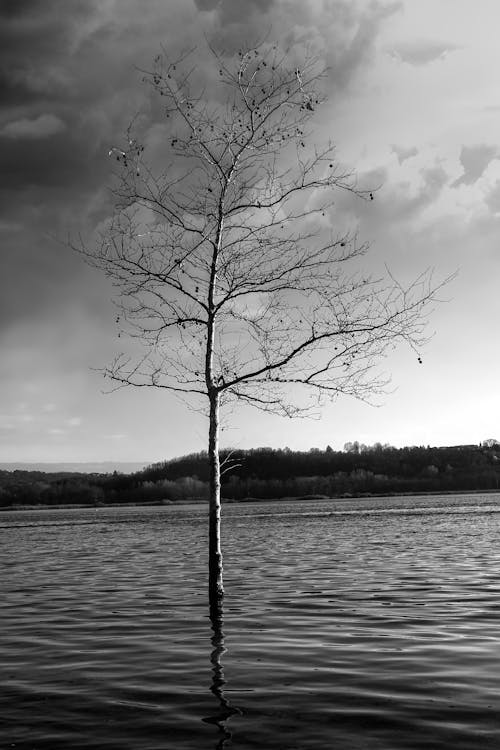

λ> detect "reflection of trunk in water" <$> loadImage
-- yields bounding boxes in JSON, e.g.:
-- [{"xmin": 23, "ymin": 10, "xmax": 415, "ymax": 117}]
[{"xmin": 203, "ymin": 600, "xmax": 241, "ymax": 748}]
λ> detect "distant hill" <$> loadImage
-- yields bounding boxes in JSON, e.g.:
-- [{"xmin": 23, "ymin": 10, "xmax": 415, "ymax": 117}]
[
  {"xmin": 1, "ymin": 443, "xmax": 500, "ymax": 508},
  {"xmin": 0, "ymin": 461, "xmax": 148, "ymax": 474}
]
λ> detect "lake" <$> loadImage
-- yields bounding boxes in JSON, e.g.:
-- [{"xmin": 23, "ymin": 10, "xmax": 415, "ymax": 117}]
[{"xmin": 2, "ymin": 493, "xmax": 500, "ymax": 749}]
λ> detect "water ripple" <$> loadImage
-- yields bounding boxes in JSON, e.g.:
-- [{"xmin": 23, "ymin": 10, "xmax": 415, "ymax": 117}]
[{"xmin": 2, "ymin": 495, "xmax": 500, "ymax": 748}]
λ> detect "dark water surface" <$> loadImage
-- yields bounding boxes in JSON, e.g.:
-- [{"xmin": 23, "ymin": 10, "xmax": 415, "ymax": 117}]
[{"xmin": 2, "ymin": 494, "xmax": 500, "ymax": 749}]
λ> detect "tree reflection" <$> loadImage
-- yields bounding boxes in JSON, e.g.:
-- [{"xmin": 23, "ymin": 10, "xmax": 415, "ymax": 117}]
[{"xmin": 203, "ymin": 600, "xmax": 241, "ymax": 748}]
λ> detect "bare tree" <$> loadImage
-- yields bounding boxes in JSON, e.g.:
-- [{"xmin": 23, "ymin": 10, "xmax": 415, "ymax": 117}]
[{"xmin": 82, "ymin": 42, "xmax": 448, "ymax": 609}]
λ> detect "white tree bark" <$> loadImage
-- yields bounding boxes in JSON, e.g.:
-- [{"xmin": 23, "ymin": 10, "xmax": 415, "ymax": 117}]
[{"xmin": 208, "ymin": 390, "xmax": 223, "ymax": 605}]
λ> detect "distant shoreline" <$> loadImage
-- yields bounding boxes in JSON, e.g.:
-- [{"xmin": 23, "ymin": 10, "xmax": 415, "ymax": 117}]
[{"xmin": 2, "ymin": 488, "xmax": 500, "ymax": 512}]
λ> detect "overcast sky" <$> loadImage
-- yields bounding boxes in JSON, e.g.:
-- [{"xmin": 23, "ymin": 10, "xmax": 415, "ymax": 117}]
[{"xmin": 1, "ymin": 0, "xmax": 499, "ymax": 465}]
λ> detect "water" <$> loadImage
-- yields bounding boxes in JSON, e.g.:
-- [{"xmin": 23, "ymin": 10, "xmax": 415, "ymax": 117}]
[{"xmin": 2, "ymin": 494, "xmax": 500, "ymax": 749}]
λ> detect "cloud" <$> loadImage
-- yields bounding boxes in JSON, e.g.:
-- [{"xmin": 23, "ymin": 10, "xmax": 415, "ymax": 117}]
[
  {"xmin": 389, "ymin": 163, "xmax": 448, "ymax": 220},
  {"xmin": 193, "ymin": 0, "xmax": 218, "ymax": 9},
  {"xmin": 391, "ymin": 144, "xmax": 418, "ymax": 165},
  {"xmin": 0, "ymin": 2, "xmax": 86, "ymax": 107},
  {"xmin": 0, "ymin": 113, "xmax": 66, "ymax": 139},
  {"xmin": 0, "ymin": 1, "xmax": 401, "ymax": 248},
  {"xmin": 0, "ymin": 0, "xmax": 399, "ymax": 220},
  {"xmin": 324, "ymin": 1, "xmax": 402, "ymax": 89},
  {"xmin": 0, "ymin": 220, "xmax": 21, "ymax": 231},
  {"xmin": 452, "ymin": 144, "xmax": 498, "ymax": 188},
  {"xmin": 388, "ymin": 39, "xmax": 460, "ymax": 66},
  {"xmin": 335, "ymin": 160, "xmax": 450, "ymax": 240},
  {"xmin": 0, "ymin": 1, "xmax": 201, "ymax": 215},
  {"xmin": 0, "ymin": 409, "xmax": 35, "ymax": 432},
  {"xmin": 0, "ymin": 0, "xmax": 408, "ymax": 462},
  {"xmin": 0, "ymin": 0, "xmax": 51, "ymax": 19},
  {"xmin": 48, "ymin": 427, "xmax": 66, "ymax": 436},
  {"xmin": 203, "ymin": 0, "xmax": 401, "ymax": 92},
  {"xmin": 421, "ymin": 164, "xmax": 449, "ymax": 193},
  {"xmin": 0, "ymin": 414, "xmax": 15, "ymax": 431},
  {"xmin": 194, "ymin": 0, "xmax": 275, "ymax": 22},
  {"xmin": 485, "ymin": 180, "xmax": 500, "ymax": 214}
]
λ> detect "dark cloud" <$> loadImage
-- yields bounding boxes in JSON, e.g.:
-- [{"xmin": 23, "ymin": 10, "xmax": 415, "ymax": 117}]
[
  {"xmin": 0, "ymin": 0, "xmax": 399, "ymax": 218},
  {"xmin": 0, "ymin": 7, "xmax": 130, "ymax": 212},
  {"xmin": 0, "ymin": 139, "xmax": 81, "ymax": 190},
  {"xmin": 194, "ymin": 0, "xmax": 275, "ymax": 19},
  {"xmin": 0, "ymin": 0, "xmax": 399, "ymax": 389},
  {"xmin": 0, "ymin": 2, "xmax": 88, "ymax": 107},
  {"xmin": 0, "ymin": 112, "xmax": 66, "ymax": 139},
  {"xmin": 193, "ymin": 0, "xmax": 219, "ymax": 10},
  {"xmin": 0, "ymin": 0, "xmax": 50, "ymax": 18},
  {"xmin": 452, "ymin": 144, "xmax": 498, "ymax": 188},
  {"xmin": 325, "ymin": 1, "xmax": 401, "ymax": 89},
  {"xmin": 0, "ymin": 229, "xmax": 96, "ymax": 331},
  {"xmin": 204, "ymin": 0, "xmax": 401, "ymax": 91}
]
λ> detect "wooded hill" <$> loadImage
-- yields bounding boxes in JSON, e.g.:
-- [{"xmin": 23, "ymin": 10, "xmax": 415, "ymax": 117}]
[{"xmin": 1, "ymin": 441, "xmax": 500, "ymax": 508}]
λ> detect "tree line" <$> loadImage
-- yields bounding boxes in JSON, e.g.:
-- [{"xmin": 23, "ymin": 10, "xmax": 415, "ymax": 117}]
[{"xmin": 1, "ymin": 441, "xmax": 499, "ymax": 508}]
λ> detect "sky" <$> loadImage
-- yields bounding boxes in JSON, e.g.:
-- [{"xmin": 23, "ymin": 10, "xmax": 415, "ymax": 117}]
[{"xmin": 1, "ymin": 0, "xmax": 499, "ymax": 466}]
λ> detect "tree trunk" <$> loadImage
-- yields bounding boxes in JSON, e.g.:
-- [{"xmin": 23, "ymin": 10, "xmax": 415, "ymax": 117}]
[{"xmin": 208, "ymin": 389, "xmax": 224, "ymax": 608}]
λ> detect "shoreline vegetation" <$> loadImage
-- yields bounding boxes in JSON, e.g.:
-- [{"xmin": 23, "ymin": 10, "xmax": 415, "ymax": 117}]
[{"xmin": 1, "ymin": 441, "xmax": 500, "ymax": 511}]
